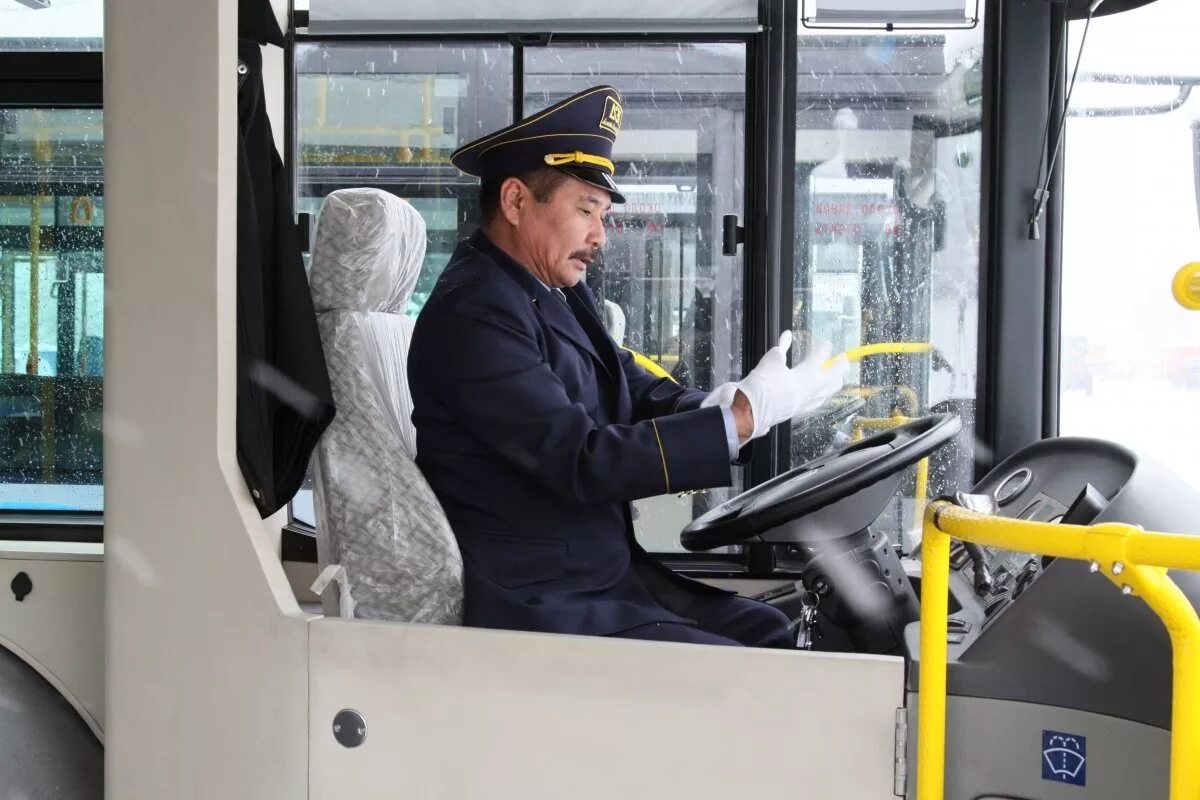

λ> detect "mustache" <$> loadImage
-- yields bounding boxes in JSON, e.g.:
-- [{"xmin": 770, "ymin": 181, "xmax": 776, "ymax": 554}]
[{"xmin": 569, "ymin": 248, "xmax": 601, "ymax": 265}]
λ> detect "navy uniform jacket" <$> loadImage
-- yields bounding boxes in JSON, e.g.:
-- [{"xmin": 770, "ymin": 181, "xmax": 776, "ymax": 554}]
[{"xmin": 409, "ymin": 230, "xmax": 734, "ymax": 636}]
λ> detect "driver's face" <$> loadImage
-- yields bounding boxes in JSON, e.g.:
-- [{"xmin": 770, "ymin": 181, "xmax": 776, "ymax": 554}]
[{"xmin": 514, "ymin": 176, "xmax": 611, "ymax": 288}]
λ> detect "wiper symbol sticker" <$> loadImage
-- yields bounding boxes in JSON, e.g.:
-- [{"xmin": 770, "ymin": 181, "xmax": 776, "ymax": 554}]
[{"xmin": 1042, "ymin": 730, "xmax": 1087, "ymax": 786}]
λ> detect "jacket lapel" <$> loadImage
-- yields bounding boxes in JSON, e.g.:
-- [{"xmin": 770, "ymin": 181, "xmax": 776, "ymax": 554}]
[
  {"xmin": 465, "ymin": 231, "xmax": 614, "ymax": 381},
  {"xmin": 538, "ymin": 290, "xmax": 612, "ymax": 379},
  {"xmin": 564, "ymin": 284, "xmax": 631, "ymax": 420},
  {"xmin": 564, "ymin": 286, "xmax": 628, "ymax": 388}
]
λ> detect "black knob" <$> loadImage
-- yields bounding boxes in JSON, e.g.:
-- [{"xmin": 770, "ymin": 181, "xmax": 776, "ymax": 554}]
[
  {"xmin": 10, "ymin": 572, "xmax": 32, "ymax": 602},
  {"xmin": 722, "ymin": 214, "xmax": 745, "ymax": 256}
]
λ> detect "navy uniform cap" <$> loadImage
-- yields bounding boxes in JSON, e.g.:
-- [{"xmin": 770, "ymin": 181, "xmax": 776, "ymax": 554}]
[{"xmin": 451, "ymin": 85, "xmax": 626, "ymax": 204}]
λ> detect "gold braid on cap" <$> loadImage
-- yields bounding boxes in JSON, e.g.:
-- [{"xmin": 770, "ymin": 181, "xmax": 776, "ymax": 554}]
[{"xmin": 544, "ymin": 151, "xmax": 615, "ymax": 174}]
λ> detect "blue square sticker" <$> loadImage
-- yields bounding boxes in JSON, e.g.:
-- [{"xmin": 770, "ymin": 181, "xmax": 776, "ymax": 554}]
[{"xmin": 1042, "ymin": 730, "xmax": 1087, "ymax": 787}]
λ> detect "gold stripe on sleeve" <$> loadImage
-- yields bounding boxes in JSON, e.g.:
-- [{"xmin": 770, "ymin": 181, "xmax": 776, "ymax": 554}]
[{"xmin": 650, "ymin": 419, "xmax": 671, "ymax": 495}]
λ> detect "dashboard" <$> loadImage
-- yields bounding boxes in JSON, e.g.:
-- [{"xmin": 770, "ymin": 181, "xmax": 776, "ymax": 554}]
[
  {"xmin": 903, "ymin": 435, "xmax": 1200, "ymax": 730},
  {"xmin": 909, "ymin": 437, "xmax": 1138, "ymax": 648}
]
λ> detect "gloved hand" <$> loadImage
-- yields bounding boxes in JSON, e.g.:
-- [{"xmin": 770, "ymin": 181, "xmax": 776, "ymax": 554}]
[
  {"xmin": 708, "ymin": 331, "xmax": 846, "ymax": 441},
  {"xmin": 701, "ymin": 381, "xmax": 739, "ymax": 409}
]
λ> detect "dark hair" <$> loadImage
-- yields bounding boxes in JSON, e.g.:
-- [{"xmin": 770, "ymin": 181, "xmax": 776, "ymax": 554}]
[{"xmin": 479, "ymin": 167, "xmax": 570, "ymax": 224}]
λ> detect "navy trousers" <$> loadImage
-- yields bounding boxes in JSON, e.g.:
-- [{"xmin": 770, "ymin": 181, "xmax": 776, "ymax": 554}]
[{"xmin": 613, "ymin": 594, "xmax": 795, "ymax": 649}]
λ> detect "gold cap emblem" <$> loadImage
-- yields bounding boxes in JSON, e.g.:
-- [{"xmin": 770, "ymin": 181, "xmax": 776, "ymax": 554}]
[{"xmin": 599, "ymin": 96, "xmax": 623, "ymax": 135}]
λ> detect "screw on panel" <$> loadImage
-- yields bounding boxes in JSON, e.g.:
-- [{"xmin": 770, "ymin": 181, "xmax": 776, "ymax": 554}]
[
  {"xmin": 333, "ymin": 709, "xmax": 366, "ymax": 748},
  {"xmin": 1121, "ymin": 585, "xmax": 1133, "ymax": 596},
  {"xmin": 1088, "ymin": 561, "xmax": 1100, "ymax": 573},
  {"xmin": 1111, "ymin": 562, "xmax": 1125, "ymax": 575}
]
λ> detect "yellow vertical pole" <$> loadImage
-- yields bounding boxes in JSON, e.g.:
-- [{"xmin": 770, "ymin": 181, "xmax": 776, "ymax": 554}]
[
  {"xmin": 26, "ymin": 194, "xmax": 41, "ymax": 375},
  {"xmin": 28, "ymin": 114, "xmax": 53, "ymax": 368},
  {"xmin": 30, "ymin": 117, "xmax": 55, "ymax": 482},
  {"xmin": 27, "ymin": 117, "xmax": 54, "ymax": 375},
  {"xmin": 0, "ymin": 251, "xmax": 13, "ymax": 372},
  {"xmin": 316, "ymin": 73, "xmax": 327, "ymax": 127},
  {"xmin": 1127, "ymin": 565, "xmax": 1200, "ymax": 800},
  {"xmin": 917, "ymin": 513, "xmax": 950, "ymax": 800},
  {"xmin": 422, "ymin": 74, "xmax": 434, "ymax": 160}
]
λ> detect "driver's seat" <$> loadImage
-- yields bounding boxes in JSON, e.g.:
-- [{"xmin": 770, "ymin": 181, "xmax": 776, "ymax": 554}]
[{"xmin": 308, "ymin": 188, "xmax": 463, "ymax": 624}]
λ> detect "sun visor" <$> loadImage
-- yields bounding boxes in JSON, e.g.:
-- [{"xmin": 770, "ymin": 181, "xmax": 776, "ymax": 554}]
[
  {"xmin": 803, "ymin": 0, "xmax": 976, "ymax": 26},
  {"xmin": 306, "ymin": 0, "xmax": 759, "ymax": 35}
]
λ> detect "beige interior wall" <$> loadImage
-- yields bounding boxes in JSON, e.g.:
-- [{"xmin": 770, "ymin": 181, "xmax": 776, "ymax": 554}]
[{"xmin": 104, "ymin": 0, "xmax": 310, "ymax": 795}]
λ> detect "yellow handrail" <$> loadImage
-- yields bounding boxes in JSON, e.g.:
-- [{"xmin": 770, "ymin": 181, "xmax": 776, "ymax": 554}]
[
  {"xmin": 828, "ymin": 341, "xmax": 931, "ymax": 415},
  {"xmin": 626, "ymin": 348, "xmax": 676, "ymax": 382},
  {"xmin": 850, "ymin": 413, "xmax": 913, "ymax": 436},
  {"xmin": 918, "ymin": 501, "xmax": 1200, "ymax": 800},
  {"xmin": 843, "ymin": 384, "xmax": 920, "ymax": 416},
  {"xmin": 841, "ymin": 342, "xmax": 934, "ymax": 363}
]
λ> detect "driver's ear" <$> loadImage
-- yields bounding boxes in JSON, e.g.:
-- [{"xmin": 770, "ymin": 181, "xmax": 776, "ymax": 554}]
[{"xmin": 499, "ymin": 177, "xmax": 525, "ymax": 226}]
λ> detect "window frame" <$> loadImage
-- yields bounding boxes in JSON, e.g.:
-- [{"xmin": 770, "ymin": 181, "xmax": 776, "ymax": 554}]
[
  {"xmin": 0, "ymin": 49, "xmax": 104, "ymax": 534},
  {"xmin": 977, "ymin": 0, "xmax": 1060, "ymax": 464},
  {"xmin": 286, "ymin": 24, "xmax": 765, "ymax": 570},
  {"xmin": 0, "ymin": 52, "xmax": 103, "ymax": 108}
]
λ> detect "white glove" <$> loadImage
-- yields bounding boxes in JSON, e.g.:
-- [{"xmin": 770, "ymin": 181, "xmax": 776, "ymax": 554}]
[
  {"xmin": 700, "ymin": 381, "xmax": 739, "ymax": 410},
  {"xmin": 733, "ymin": 331, "xmax": 847, "ymax": 440}
]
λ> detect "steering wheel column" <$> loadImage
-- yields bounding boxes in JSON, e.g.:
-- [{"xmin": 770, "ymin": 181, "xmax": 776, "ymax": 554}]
[
  {"xmin": 794, "ymin": 528, "xmax": 920, "ymax": 655},
  {"xmin": 682, "ymin": 414, "xmax": 961, "ymax": 654}
]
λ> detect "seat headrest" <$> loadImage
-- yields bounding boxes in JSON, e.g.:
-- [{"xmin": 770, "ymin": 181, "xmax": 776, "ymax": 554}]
[{"xmin": 309, "ymin": 188, "xmax": 426, "ymax": 314}]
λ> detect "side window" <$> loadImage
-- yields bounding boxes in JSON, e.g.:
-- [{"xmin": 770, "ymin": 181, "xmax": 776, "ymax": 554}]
[
  {"xmin": 290, "ymin": 42, "xmax": 513, "ymax": 525},
  {"xmin": 0, "ymin": 109, "xmax": 104, "ymax": 513},
  {"xmin": 1058, "ymin": 0, "xmax": 1200, "ymax": 489},
  {"xmin": 294, "ymin": 42, "xmax": 513, "ymax": 316},
  {"xmin": 525, "ymin": 42, "xmax": 748, "ymax": 554},
  {"xmin": 791, "ymin": 20, "xmax": 986, "ymax": 546}
]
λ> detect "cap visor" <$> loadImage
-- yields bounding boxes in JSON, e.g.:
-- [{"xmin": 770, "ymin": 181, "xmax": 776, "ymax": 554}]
[{"xmin": 556, "ymin": 166, "xmax": 626, "ymax": 205}]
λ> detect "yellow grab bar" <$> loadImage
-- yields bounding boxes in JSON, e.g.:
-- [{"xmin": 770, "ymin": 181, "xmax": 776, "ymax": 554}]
[
  {"xmin": 841, "ymin": 342, "xmax": 934, "ymax": 363},
  {"xmin": 918, "ymin": 501, "xmax": 1200, "ymax": 800},
  {"xmin": 851, "ymin": 412, "xmax": 911, "ymax": 437},
  {"xmin": 626, "ymin": 348, "xmax": 677, "ymax": 382}
]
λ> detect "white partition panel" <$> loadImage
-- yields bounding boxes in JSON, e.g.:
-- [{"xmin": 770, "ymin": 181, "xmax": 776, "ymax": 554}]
[
  {"xmin": 311, "ymin": 619, "xmax": 904, "ymax": 798},
  {"xmin": 104, "ymin": 0, "xmax": 310, "ymax": 796},
  {"xmin": 0, "ymin": 543, "xmax": 104, "ymax": 739}
]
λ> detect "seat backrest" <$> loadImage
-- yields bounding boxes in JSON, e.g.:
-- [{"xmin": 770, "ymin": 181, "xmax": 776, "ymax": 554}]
[
  {"xmin": 307, "ymin": 188, "xmax": 463, "ymax": 624},
  {"xmin": 602, "ymin": 299, "xmax": 626, "ymax": 347}
]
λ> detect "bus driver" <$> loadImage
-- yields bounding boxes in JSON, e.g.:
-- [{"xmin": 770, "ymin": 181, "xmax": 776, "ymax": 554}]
[{"xmin": 409, "ymin": 86, "xmax": 847, "ymax": 647}]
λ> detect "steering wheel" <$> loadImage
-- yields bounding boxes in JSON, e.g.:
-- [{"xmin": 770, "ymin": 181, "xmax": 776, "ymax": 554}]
[{"xmin": 680, "ymin": 413, "xmax": 962, "ymax": 551}]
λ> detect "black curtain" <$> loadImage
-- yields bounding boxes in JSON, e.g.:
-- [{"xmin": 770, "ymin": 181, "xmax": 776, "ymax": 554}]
[{"xmin": 236, "ymin": 3, "xmax": 335, "ymax": 517}]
